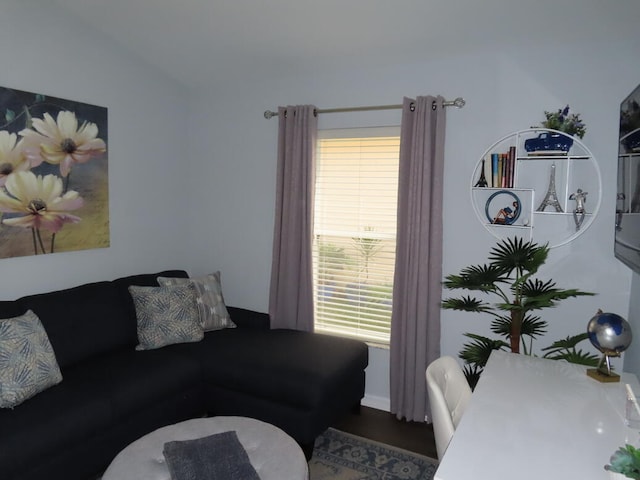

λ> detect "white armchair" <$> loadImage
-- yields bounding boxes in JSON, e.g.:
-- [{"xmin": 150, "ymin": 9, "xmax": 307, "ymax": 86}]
[{"xmin": 425, "ymin": 355, "xmax": 472, "ymax": 459}]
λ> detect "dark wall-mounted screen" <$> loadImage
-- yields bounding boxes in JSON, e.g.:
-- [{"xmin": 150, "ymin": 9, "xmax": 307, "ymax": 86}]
[{"xmin": 615, "ymin": 83, "xmax": 640, "ymax": 274}]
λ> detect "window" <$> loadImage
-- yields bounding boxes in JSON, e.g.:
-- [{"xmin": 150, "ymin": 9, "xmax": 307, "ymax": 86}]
[{"xmin": 313, "ymin": 127, "xmax": 400, "ymax": 345}]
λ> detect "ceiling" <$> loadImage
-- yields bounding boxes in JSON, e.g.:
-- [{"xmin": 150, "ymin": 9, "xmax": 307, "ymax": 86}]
[{"xmin": 44, "ymin": 0, "xmax": 640, "ymax": 89}]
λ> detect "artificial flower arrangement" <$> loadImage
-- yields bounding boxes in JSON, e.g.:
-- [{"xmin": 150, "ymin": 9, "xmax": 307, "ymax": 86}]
[
  {"xmin": 537, "ymin": 104, "xmax": 586, "ymax": 139},
  {"xmin": 0, "ymin": 107, "xmax": 106, "ymax": 255}
]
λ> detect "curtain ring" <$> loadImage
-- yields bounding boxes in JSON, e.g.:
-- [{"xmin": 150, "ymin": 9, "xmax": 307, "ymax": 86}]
[
  {"xmin": 409, "ymin": 102, "xmax": 415, "ymax": 112},
  {"xmin": 313, "ymin": 108, "xmax": 318, "ymax": 117},
  {"xmin": 431, "ymin": 101, "xmax": 437, "ymax": 111}
]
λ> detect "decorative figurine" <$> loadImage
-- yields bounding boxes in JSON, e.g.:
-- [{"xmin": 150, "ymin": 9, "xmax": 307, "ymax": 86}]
[
  {"xmin": 536, "ymin": 163, "xmax": 564, "ymax": 212},
  {"xmin": 569, "ymin": 188, "xmax": 588, "ymax": 231},
  {"xmin": 474, "ymin": 159, "xmax": 488, "ymax": 187},
  {"xmin": 492, "ymin": 201, "xmax": 520, "ymax": 225}
]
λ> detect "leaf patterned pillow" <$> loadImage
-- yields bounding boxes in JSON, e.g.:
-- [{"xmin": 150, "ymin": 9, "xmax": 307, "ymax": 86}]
[
  {"xmin": 129, "ymin": 283, "xmax": 204, "ymax": 350},
  {"xmin": 157, "ymin": 271, "xmax": 235, "ymax": 332},
  {"xmin": 0, "ymin": 310, "xmax": 62, "ymax": 408}
]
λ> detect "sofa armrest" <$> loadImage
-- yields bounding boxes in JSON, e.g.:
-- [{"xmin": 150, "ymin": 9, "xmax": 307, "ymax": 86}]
[{"xmin": 227, "ymin": 306, "xmax": 270, "ymax": 330}]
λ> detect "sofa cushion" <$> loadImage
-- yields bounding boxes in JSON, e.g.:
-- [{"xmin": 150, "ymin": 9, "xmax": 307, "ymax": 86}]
[
  {"xmin": 0, "ymin": 310, "xmax": 63, "ymax": 408},
  {"xmin": 183, "ymin": 328, "xmax": 368, "ymax": 409},
  {"xmin": 0, "ymin": 361, "xmax": 113, "ymax": 479},
  {"xmin": 17, "ymin": 281, "xmax": 133, "ymax": 369},
  {"xmin": 157, "ymin": 272, "xmax": 235, "ymax": 331},
  {"xmin": 129, "ymin": 284, "xmax": 203, "ymax": 350},
  {"xmin": 72, "ymin": 347, "xmax": 204, "ymax": 420},
  {"xmin": 0, "ymin": 344, "xmax": 205, "ymax": 480},
  {"xmin": 0, "ymin": 300, "xmax": 27, "ymax": 320},
  {"xmin": 226, "ymin": 306, "xmax": 270, "ymax": 330}
]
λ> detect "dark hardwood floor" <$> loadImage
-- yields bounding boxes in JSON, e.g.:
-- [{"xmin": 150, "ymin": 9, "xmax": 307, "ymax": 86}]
[{"xmin": 333, "ymin": 406, "xmax": 438, "ymax": 460}]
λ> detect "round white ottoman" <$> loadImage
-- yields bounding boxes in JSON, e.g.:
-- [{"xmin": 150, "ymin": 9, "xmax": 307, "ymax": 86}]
[{"xmin": 102, "ymin": 416, "xmax": 309, "ymax": 480}]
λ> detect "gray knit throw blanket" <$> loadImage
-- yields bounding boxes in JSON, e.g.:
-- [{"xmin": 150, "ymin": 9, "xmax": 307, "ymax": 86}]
[{"xmin": 163, "ymin": 430, "xmax": 260, "ymax": 480}]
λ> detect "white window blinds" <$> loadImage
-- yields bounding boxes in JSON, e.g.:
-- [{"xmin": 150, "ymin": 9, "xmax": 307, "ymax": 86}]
[{"xmin": 313, "ymin": 127, "xmax": 400, "ymax": 345}]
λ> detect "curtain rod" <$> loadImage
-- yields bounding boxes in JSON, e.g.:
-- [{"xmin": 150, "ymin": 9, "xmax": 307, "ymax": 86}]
[{"xmin": 263, "ymin": 97, "xmax": 465, "ymax": 119}]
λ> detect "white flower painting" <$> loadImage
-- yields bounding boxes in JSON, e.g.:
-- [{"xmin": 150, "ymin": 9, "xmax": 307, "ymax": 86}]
[{"xmin": 0, "ymin": 86, "xmax": 108, "ymax": 258}]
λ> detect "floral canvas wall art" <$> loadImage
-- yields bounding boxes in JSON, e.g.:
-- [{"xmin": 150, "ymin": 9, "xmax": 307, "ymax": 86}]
[{"xmin": 0, "ymin": 86, "xmax": 108, "ymax": 259}]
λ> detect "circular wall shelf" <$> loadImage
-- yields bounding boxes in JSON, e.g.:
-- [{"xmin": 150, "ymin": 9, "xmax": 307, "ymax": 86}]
[{"xmin": 470, "ymin": 128, "xmax": 602, "ymax": 248}]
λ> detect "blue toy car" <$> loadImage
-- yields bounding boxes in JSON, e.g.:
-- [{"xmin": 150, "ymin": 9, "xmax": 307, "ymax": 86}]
[{"xmin": 524, "ymin": 132, "xmax": 573, "ymax": 153}]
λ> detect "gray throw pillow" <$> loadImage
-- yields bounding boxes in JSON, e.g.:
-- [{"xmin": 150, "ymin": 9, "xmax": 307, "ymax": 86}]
[
  {"xmin": 0, "ymin": 310, "xmax": 63, "ymax": 408},
  {"xmin": 157, "ymin": 271, "xmax": 235, "ymax": 332},
  {"xmin": 129, "ymin": 283, "xmax": 204, "ymax": 350}
]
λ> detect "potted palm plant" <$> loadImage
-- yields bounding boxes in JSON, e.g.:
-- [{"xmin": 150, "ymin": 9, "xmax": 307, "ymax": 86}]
[{"xmin": 442, "ymin": 236, "xmax": 599, "ymax": 386}]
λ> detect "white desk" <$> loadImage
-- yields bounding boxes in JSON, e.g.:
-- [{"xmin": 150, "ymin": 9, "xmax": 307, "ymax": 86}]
[{"xmin": 435, "ymin": 350, "xmax": 640, "ymax": 480}]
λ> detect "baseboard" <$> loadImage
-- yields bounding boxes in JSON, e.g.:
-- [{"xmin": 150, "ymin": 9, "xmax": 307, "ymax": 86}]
[
  {"xmin": 361, "ymin": 395, "xmax": 430, "ymax": 423},
  {"xmin": 361, "ymin": 394, "xmax": 390, "ymax": 412}
]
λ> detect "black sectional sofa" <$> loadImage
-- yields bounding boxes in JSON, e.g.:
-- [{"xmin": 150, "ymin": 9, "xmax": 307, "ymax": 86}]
[{"xmin": 0, "ymin": 270, "xmax": 368, "ymax": 480}]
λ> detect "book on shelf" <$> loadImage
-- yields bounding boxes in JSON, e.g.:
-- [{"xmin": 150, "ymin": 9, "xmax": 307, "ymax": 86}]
[
  {"xmin": 509, "ymin": 146, "xmax": 516, "ymax": 187},
  {"xmin": 501, "ymin": 153, "xmax": 508, "ymax": 187},
  {"xmin": 480, "ymin": 147, "xmax": 516, "ymax": 188},
  {"xmin": 491, "ymin": 153, "xmax": 499, "ymax": 188}
]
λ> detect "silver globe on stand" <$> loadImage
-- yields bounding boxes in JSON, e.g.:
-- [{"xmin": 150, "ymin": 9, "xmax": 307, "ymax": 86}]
[{"xmin": 586, "ymin": 310, "xmax": 632, "ymax": 382}]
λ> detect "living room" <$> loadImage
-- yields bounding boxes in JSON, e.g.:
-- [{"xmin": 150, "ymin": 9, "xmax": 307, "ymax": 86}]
[{"xmin": 1, "ymin": 0, "xmax": 639, "ymax": 418}]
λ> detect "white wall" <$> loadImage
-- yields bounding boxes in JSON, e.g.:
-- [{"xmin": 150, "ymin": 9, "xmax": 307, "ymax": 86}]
[
  {"xmin": 1, "ymin": 0, "xmax": 639, "ymax": 410},
  {"xmin": 0, "ymin": 1, "xmax": 192, "ymax": 299},
  {"xmin": 187, "ymin": 37, "xmax": 640, "ymax": 406}
]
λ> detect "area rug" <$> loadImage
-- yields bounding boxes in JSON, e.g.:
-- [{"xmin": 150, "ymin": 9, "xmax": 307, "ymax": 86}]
[{"xmin": 309, "ymin": 428, "xmax": 438, "ymax": 480}]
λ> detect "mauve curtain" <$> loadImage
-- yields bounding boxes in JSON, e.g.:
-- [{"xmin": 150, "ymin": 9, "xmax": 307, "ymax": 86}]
[
  {"xmin": 390, "ymin": 96, "xmax": 446, "ymax": 422},
  {"xmin": 268, "ymin": 105, "xmax": 318, "ymax": 331}
]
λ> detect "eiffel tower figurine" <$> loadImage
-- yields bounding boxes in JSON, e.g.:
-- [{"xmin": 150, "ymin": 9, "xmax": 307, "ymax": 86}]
[
  {"xmin": 474, "ymin": 159, "xmax": 488, "ymax": 187},
  {"xmin": 536, "ymin": 163, "xmax": 564, "ymax": 212}
]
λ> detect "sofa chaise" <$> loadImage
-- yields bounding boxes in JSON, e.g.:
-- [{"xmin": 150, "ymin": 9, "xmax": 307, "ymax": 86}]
[{"xmin": 0, "ymin": 270, "xmax": 368, "ymax": 480}]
